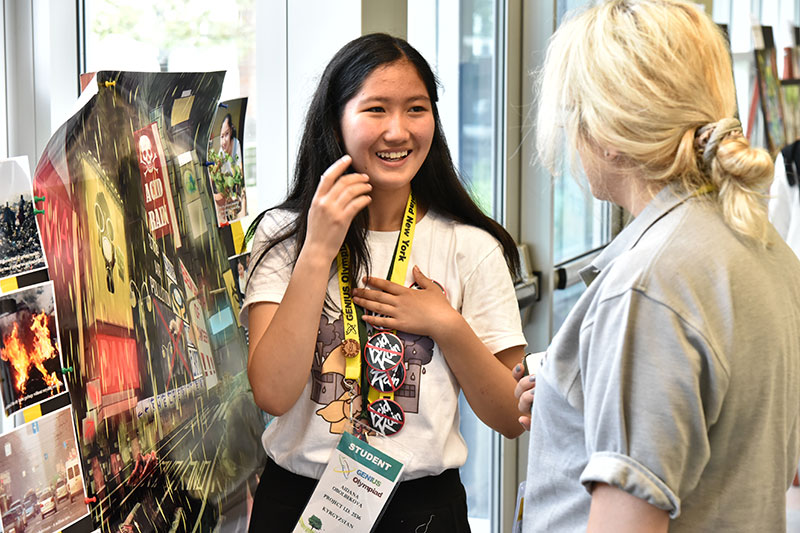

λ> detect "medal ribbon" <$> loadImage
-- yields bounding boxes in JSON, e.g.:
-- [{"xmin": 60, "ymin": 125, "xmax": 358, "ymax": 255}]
[
  {"xmin": 335, "ymin": 193, "xmax": 417, "ymax": 414},
  {"xmin": 337, "ymin": 246, "xmax": 364, "ymax": 381}
]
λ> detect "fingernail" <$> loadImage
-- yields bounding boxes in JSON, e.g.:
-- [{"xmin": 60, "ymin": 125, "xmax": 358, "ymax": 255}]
[
  {"xmin": 529, "ymin": 375, "xmax": 536, "ymax": 382},
  {"xmin": 514, "ymin": 364, "xmax": 522, "ymax": 373}
]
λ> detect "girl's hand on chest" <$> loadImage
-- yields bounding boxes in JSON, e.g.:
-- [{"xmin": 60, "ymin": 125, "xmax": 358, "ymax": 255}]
[{"xmin": 352, "ymin": 265, "xmax": 456, "ymax": 338}]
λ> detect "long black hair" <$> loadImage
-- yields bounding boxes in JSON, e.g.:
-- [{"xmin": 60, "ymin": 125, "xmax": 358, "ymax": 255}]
[{"xmin": 245, "ymin": 33, "xmax": 519, "ymax": 285}]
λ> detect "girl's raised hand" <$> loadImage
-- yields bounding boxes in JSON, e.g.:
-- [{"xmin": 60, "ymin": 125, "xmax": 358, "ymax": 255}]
[
  {"xmin": 352, "ymin": 266, "xmax": 457, "ymax": 337},
  {"xmin": 306, "ymin": 154, "xmax": 372, "ymax": 261}
]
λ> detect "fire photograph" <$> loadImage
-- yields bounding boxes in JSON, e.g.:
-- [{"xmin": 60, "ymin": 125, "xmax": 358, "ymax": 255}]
[
  {"xmin": 0, "ymin": 406, "xmax": 89, "ymax": 533},
  {"xmin": 0, "ymin": 157, "xmax": 47, "ymax": 282},
  {"xmin": 0, "ymin": 282, "xmax": 67, "ymax": 417}
]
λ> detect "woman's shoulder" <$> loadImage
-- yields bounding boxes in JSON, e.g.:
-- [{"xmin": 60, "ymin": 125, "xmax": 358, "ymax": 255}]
[
  {"xmin": 255, "ymin": 208, "xmax": 297, "ymax": 233},
  {"xmin": 252, "ymin": 208, "xmax": 299, "ymax": 248},
  {"xmin": 603, "ymin": 199, "xmax": 769, "ymax": 303}
]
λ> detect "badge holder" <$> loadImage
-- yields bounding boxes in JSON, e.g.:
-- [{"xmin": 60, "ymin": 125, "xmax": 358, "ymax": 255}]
[{"xmin": 292, "ymin": 405, "xmax": 413, "ymax": 532}]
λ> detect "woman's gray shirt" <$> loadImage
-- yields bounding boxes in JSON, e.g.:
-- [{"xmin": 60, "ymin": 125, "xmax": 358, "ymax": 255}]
[{"xmin": 524, "ymin": 186, "xmax": 800, "ymax": 532}]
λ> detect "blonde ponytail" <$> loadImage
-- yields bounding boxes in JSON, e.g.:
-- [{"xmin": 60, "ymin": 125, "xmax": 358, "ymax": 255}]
[{"xmin": 710, "ymin": 134, "xmax": 774, "ymax": 244}]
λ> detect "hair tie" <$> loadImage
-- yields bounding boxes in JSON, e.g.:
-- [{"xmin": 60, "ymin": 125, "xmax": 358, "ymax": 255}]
[{"xmin": 695, "ymin": 117, "xmax": 743, "ymax": 167}]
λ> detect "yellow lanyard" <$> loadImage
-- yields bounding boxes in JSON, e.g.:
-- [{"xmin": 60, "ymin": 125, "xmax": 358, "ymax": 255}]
[
  {"xmin": 337, "ymin": 246, "xmax": 362, "ymax": 381},
  {"xmin": 336, "ymin": 193, "xmax": 417, "ymax": 404}
]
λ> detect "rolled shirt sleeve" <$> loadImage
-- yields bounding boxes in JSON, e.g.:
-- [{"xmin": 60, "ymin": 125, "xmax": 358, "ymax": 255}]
[{"xmin": 578, "ymin": 288, "xmax": 730, "ymax": 518}]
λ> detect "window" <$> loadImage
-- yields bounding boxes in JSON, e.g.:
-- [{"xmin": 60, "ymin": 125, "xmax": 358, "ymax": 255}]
[
  {"xmin": 0, "ymin": 8, "xmax": 7, "ymax": 160},
  {"xmin": 409, "ymin": 1, "xmax": 509, "ymax": 531},
  {"xmin": 550, "ymin": 0, "xmax": 614, "ymax": 333}
]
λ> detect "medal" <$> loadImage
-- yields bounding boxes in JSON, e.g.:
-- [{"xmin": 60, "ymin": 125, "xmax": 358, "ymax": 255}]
[
  {"xmin": 364, "ymin": 331, "xmax": 404, "ymax": 370},
  {"xmin": 367, "ymin": 398, "xmax": 405, "ymax": 436},
  {"xmin": 341, "ymin": 338, "xmax": 360, "ymax": 358},
  {"xmin": 368, "ymin": 361, "xmax": 406, "ymax": 393}
]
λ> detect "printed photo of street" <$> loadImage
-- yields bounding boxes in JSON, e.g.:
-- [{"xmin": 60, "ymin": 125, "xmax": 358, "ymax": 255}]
[{"xmin": 0, "ymin": 406, "xmax": 89, "ymax": 533}]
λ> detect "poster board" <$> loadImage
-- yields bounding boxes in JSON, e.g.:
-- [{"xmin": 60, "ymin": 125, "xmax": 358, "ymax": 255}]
[
  {"xmin": 28, "ymin": 71, "xmax": 266, "ymax": 532},
  {"xmin": 754, "ymin": 25, "xmax": 788, "ymax": 156}
]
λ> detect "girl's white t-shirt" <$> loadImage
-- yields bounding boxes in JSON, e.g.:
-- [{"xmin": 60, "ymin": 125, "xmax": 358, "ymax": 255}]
[{"xmin": 241, "ymin": 209, "xmax": 526, "ymax": 480}]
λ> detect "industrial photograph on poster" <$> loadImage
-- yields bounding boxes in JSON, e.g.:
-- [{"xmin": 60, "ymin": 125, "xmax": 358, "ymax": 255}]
[
  {"xmin": 0, "ymin": 157, "xmax": 48, "ymax": 282},
  {"xmin": 32, "ymin": 71, "xmax": 266, "ymax": 532},
  {"xmin": 0, "ymin": 281, "xmax": 67, "ymax": 417},
  {"xmin": 0, "ymin": 406, "xmax": 90, "ymax": 533}
]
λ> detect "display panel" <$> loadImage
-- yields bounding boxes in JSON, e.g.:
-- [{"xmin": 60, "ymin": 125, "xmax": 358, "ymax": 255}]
[{"xmin": 30, "ymin": 71, "xmax": 266, "ymax": 532}]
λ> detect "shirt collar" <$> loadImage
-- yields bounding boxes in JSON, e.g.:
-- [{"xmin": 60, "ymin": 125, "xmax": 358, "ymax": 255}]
[{"xmin": 579, "ymin": 185, "xmax": 695, "ymax": 286}]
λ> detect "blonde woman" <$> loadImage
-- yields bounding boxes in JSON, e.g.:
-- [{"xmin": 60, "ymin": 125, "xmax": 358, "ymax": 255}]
[{"xmin": 514, "ymin": 1, "xmax": 800, "ymax": 531}]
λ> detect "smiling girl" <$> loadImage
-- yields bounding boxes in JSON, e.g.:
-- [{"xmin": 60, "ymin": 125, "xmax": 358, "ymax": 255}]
[{"xmin": 242, "ymin": 34, "xmax": 526, "ymax": 532}]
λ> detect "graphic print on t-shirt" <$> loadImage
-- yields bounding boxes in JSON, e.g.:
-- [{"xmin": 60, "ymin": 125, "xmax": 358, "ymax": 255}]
[{"xmin": 311, "ymin": 314, "xmax": 434, "ymax": 434}]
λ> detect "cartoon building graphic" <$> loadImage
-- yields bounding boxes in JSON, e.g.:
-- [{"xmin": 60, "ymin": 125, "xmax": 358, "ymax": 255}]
[{"xmin": 310, "ymin": 315, "xmax": 435, "ymax": 431}]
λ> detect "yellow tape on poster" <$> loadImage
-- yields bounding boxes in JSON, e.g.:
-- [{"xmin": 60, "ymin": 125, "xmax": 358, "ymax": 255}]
[
  {"xmin": 23, "ymin": 404, "xmax": 42, "ymax": 423},
  {"xmin": 0, "ymin": 277, "xmax": 18, "ymax": 294},
  {"xmin": 231, "ymin": 220, "xmax": 245, "ymax": 254}
]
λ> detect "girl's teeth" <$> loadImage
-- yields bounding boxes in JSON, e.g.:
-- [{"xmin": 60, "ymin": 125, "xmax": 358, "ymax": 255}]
[{"xmin": 378, "ymin": 151, "xmax": 408, "ymax": 160}]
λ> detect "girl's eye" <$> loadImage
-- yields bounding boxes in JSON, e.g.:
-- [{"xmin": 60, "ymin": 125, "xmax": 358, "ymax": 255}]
[
  {"xmin": 410, "ymin": 106, "xmax": 427, "ymax": 113},
  {"xmin": 366, "ymin": 106, "xmax": 384, "ymax": 113}
]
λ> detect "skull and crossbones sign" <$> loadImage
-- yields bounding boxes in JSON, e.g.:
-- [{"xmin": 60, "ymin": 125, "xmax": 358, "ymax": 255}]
[{"xmin": 138, "ymin": 135, "xmax": 157, "ymax": 176}]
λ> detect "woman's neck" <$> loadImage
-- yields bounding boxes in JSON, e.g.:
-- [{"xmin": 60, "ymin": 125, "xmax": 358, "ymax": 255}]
[{"xmin": 367, "ymin": 187, "xmax": 413, "ymax": 231}]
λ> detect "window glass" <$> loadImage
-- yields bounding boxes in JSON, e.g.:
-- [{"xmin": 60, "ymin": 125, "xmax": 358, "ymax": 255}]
[
  {"xmin": 84, "ymin": 0, "xmax": 255, "ymax": 101},
  {"xmin": 455, "ymin": 4, "xmax": 498, "ymax": 530},
  {"xmin": 409, "ymin": 0, "xmax": 497, "ymax": 217},
  {"xmin": 0, "ymin": 6, "xmax": 8, "ymax": 160},
  {"xmin": 551, "ymin": 0, "xmax": 613, "ymax": 334},
  {"xmin": 409, "ymin": 1, "xmax": 502, "ymax": 530},
  {"xmin": 459, "ymin": 0, "xmax": 497, "ymax": 214}
]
